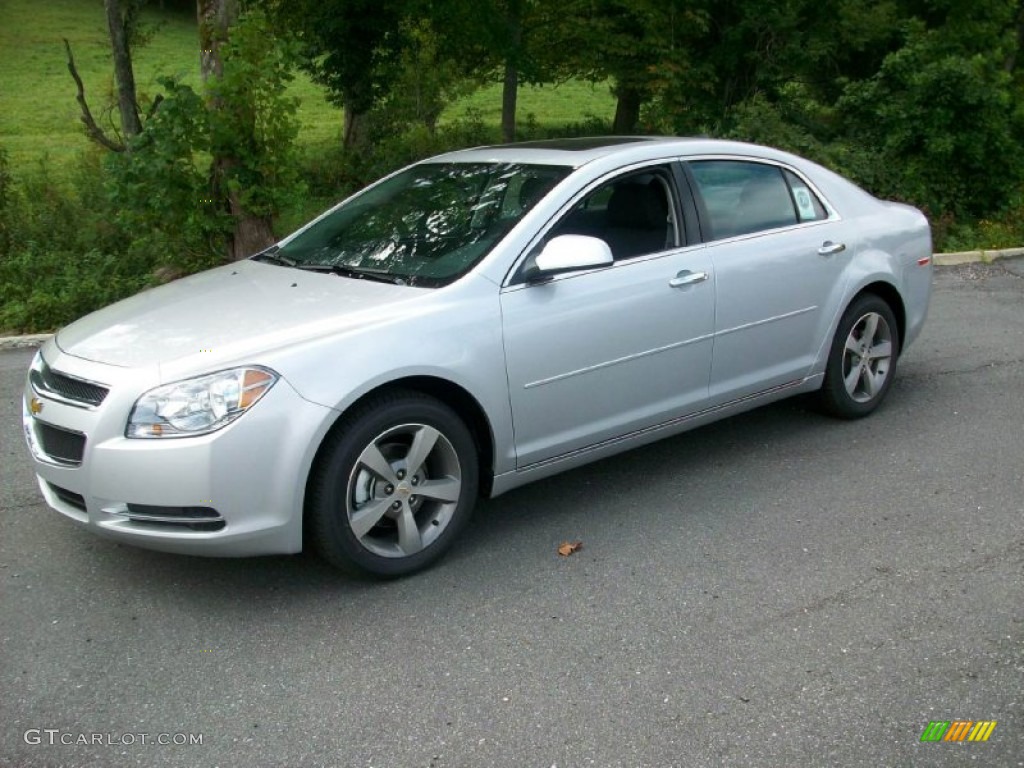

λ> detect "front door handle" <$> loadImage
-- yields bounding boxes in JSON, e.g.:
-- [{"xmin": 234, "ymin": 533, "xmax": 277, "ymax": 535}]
[
  {"xmin": 669, "ymin": 270, "xmax": 709, "ymax": 288},
  {"xmin": 818, "ymin": 241, "xmax": 847, "ymax": 256}
]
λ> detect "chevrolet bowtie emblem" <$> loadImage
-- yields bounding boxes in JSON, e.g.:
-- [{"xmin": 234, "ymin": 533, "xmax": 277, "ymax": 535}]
[{"xmin": 29, "ymin": 397, "xmax": 43, "ymax": 415}]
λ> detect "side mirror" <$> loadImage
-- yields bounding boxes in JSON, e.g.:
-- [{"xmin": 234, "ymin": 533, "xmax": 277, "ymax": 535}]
[{"xmin": 525, "ymin": 235, "xmax": 613, "ymax": 283}]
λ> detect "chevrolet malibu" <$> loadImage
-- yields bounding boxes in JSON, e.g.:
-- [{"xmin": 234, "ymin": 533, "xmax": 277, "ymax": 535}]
[{"xmin": 23, "ymin": 137, "xmax": 932, "ymax": 577}]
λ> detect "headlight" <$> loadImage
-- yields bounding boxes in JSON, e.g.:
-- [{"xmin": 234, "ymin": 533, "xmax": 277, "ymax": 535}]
[{"xmin": 126, "ymin": 367, "xmax": 278, "ymax": 438}]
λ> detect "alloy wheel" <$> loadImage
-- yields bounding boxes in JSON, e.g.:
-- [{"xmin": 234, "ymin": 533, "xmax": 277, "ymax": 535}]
[
  {"xmin": 841, "ymin": 311, "xmax": 894, "ymax": 403},
  {"xmin": 346, "ymin": 423, "xmax": 462, "ymax": 558}
]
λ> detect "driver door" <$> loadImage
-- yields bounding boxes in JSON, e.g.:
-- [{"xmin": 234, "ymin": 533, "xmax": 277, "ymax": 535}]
[{"xmin": 500, "ymin": 165, "xmax": 716, "ymax": 468}]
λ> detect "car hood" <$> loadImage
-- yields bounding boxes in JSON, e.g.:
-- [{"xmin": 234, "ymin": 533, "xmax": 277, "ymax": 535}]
[{"xmin": 56, "ymin": 260, "xmax": 427, "ymax": 371}]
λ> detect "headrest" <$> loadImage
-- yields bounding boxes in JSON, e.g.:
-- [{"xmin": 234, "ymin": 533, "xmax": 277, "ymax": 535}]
[{"xmin": 607, "ymin": 183, "xmax": 667, "ymax": 228}]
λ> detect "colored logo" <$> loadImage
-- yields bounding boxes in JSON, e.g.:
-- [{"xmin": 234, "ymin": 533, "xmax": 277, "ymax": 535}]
[{"xmin": 920, "ymin": 720, "xmax": 997, "ymax": 742}]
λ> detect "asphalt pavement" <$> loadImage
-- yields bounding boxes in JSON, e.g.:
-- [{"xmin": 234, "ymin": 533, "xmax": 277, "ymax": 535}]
[{"xmin": 1, "ymin": 261, "xmax": 1022, "ymax": 768}]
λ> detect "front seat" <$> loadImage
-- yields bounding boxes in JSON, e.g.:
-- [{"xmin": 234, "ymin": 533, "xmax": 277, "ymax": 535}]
[{"xmin": 603, "ymin": 183, "xmax": 669, "ymax": 259}]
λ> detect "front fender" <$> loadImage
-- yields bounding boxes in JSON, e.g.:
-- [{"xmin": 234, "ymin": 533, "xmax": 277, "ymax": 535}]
[{"xmin": 259, "ymin": 276, "xmax": 515, "ymax": 477}]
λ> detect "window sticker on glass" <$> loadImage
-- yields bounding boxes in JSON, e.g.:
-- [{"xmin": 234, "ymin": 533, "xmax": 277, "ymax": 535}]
[
  {"xmin": 793, "ymin": 187, "xmax": 817, "ymax": 220},
  {"xmin": 783, "ymin": 169, "xmax": 828, "ymax": 222}
]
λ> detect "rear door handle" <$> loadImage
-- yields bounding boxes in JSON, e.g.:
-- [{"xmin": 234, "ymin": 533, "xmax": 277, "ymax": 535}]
[
  {"xmin": 669, "ymin": 270, "xmax": 709, "ymax": 288},
  {"xmin": 818, "ymin": 241, "xmax": 846, "ymax": 256}
]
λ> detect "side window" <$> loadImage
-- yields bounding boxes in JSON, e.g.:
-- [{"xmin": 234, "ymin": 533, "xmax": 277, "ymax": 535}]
[
  {"xmin": 548, "ymin": 168, "xmax": 678, "ymax": 260},
  {"xmin": 783, "ymin": 169, "xmax": 828, "ymax": 222},
  {"xmin": 689, "ymin": 161, "xmax": 799, "ymax": 241}
]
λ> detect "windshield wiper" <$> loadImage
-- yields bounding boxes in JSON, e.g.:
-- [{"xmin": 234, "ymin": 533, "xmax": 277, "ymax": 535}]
[
  {"xmin": 294, "ymin": 263, "xmax": 406, "ymax": 285},
  {"xmin": 251, "ymin": 248, "xmax": 297, "ymax": 267}
]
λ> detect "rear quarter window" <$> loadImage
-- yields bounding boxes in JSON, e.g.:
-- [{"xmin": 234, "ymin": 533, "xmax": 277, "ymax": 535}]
[{"xmin": 783, "ymin": 169, "xmax": 829, "ymax": 222}]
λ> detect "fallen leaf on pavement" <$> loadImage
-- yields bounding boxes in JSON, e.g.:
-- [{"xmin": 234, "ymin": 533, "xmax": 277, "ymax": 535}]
[{"xmin": 557, "ymin": 541, "xmax": 583, "ymax": 556}]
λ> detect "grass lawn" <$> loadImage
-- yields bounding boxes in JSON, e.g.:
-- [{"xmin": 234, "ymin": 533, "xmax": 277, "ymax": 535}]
[
  {"xmin": 0, "ymin": 0, "xmax": 342, "ymax": 174},
  {"xmin": 0, "ymin": 0, "xmax": 615, "ymax": 178},
  {"xmin": 447, "ymin": 79, "xmax": 614, "ymax": 131},
  {"xmin": 1, "ymin": 0, "xmax": 193, "ymax": 172}
]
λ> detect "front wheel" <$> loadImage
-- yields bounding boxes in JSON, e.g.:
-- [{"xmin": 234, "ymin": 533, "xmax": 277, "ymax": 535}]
[
  {"xmin": 818, "ymin": 294, "xmax": 900, "ymax": 419},
  {"xmin": 308, "ymin": 390, "xmax": 479, "ymax": 578}
]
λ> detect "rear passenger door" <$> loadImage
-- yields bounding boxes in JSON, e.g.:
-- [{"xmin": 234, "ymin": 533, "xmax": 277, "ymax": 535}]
[{"xmin": 685, "ymin": 159, "xmax": 852, "ymax": 403}]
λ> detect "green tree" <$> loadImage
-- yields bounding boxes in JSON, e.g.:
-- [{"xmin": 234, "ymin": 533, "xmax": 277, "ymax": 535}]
[
  {"xmin": 266, "ymin": 0, "xmax": 407, "ymax": 149},
  {"xmin": 63, "ymin": 0, "xmax": 153, "ymax": 151},
  {"xmin": 199, "ymin": 2, "xmax": 301, "ymax": 259},
  {"xmin": 565, "ymin": 0, "xmax": 708, "ymax": 133},
  {"xmin": 372, "ymin": 18, "xmax": 476, "ymax": 135},
  {"xmin": 448, "ymin": 0, "xmax": 602, "ymax": 141},
  {"xmin": 637, "ymin": 0, "xmax": 1024, "ymax": 224},
  {"xmin": 837, "ymin": 18, "xmax": 1024, "ymax": 218}
]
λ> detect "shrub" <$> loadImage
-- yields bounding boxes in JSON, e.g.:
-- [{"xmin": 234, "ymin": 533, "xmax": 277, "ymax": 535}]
[
  {"xmin": 836, "ymin": 27, "xmax": 1024, "ymax": 221},
  {"xmin": 0, "ymin": 151, "xmax": 154, "ymax": 332}
]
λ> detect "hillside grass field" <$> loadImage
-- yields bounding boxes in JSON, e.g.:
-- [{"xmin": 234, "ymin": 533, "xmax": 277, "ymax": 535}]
[{"xmin": 0, "ymin": 0, "xmax": 616, "ymax": 177}]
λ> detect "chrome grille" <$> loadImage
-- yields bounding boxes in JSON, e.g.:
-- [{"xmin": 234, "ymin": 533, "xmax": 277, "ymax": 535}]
[
  {"xmin": 36, "ymin": 422, "xmax": 86, "ymax": 466},
  {"xmin": 31, "ymin": 363, "xmax": 109, "ymax": 407}
]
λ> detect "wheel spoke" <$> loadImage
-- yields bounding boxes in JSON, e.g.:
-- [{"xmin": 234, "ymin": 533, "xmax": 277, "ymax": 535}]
[
  {"xmin": 844, "ymin": 365, "xmax": 863, "ymax": 396},
  {"xmin": 861, "ymin": 313, "xmax": 879, "ymax": 343},
  {"xmin": 404, "ymin": 425, "xmax": 440, "ymax": 477},
  {"xmin": 358, "ymin": 442, "xmax": 398, "ymax": 485},
  {"xmin": 862, "ymin": 366, "xmax": 880, "ymax": 397},
  {"xmin": 869, "ymin": 340, "xmax": 892, "ymax": 360},
  {"xmin": 415, "ymin": 476, "xmax": 461, "ymax": 503},
  {"xmin": 844, "ymin": 333, "xmax": 861, "ymax": 355},
  {"xmin": 396, "ymin": 504, "xmax": 424, "ymax": 554},
  {"xmin": 349, "ymin": 498, "xmax": 392, "ymax": 539}
]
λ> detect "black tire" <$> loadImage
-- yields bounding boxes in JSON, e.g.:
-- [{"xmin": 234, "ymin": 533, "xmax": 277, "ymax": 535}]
[
  {"xmin": 308, "ymin": 389, "xmax": 479, "ymax": 578},
  {"xmin": 818, "ymin": 293, "xmax": 901, "ymax": 419}
]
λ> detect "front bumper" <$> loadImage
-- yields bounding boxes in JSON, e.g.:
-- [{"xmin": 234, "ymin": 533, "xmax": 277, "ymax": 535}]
[{"xmin": 23, "ymin": 344, "xmax": 334, "ymax": 557}]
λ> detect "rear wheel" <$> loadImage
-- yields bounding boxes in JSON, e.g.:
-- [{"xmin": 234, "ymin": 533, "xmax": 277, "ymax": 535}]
[
  {"xmin": 818, "ymin": 294, "xmax": 900, "ymax": 419},
  {"xmin": 309, "ymin": 390, "xmax": 479, "ymax": 578}
]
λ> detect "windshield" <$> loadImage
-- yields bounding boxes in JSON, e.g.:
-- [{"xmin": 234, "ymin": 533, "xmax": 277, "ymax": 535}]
[{"xmin": 273, "ymin": 162, "xmax": 570, "ymax": 287}]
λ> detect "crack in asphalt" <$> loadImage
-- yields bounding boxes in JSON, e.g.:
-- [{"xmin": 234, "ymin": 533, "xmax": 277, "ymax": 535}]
[
  {"xmin": 746, "ymin": 535, "xmax": 1024, "ymax": 636},
  {"xmin": 899, "ymin": 356, "xmax": 1024, "ymax": 380},
  {"xmin": 937, "ymin": 535, "xmax": 1024, "ymax": 575}
]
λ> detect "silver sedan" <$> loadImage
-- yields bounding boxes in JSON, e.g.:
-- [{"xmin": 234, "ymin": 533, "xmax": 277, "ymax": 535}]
[{"xmin": 23, "ymin": 137, "xmax": 933, "ymax": 577}]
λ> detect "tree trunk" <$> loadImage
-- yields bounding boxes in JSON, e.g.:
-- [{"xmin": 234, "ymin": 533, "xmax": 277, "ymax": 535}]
[
  {"xmin": 64, "ymin": 39, "xmax": 125, "ymax": 151},
  {"xmin": 343, "ymin": 106, "xmax": 370, "ymax": 151},
  {"xmin": 223, "ymin": 170, "xmax": 276, "ymax": 261},
  {"xmin": 501, "ymin": 61, "xmax": 519, "ymax": 143},
  {"xmin": 197, "ymin": 0, "xmax": 236, "ymax": 82},
  {"xmin": 424, "ymin": 108, "xmax": 441, "ymax": 135},
  {"xmin": 104, "ymin": 0, "xmax": 142, "ymax": 140},
  {"xmin": 500, "ymin": 0, "xmax": 523, "ymax": 144},
  {"xmin": 612, "ymin": 85, "xmax": 643, "ymax": 134},
  {"xmin": 197, "ymin": 0, "xmax": 275, "ymax": 261}
]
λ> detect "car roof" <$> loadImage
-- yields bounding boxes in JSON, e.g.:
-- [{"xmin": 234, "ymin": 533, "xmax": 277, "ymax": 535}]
[{"xmin": 426, "ymin": 136, "xmax": 796, "ymax": 168}]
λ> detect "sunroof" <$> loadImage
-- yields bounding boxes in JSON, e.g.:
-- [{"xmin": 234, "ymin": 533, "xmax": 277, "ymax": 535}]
[{"xmin": 488, "ymin": 137, "xmax": 661, "ymax": 152}]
